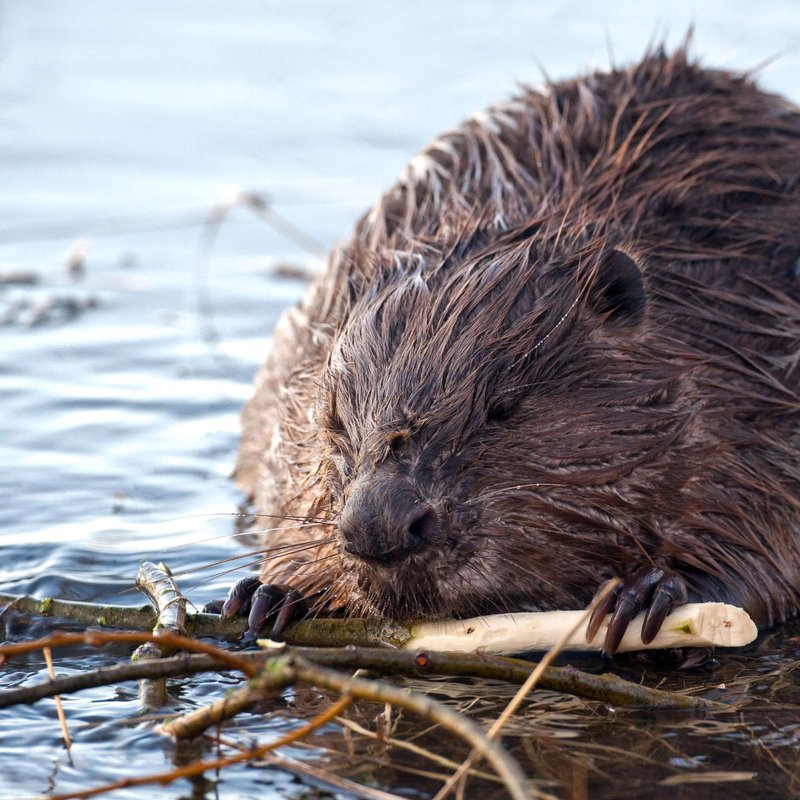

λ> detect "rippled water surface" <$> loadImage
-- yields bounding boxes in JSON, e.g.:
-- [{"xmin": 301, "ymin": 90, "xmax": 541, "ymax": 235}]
[{"xmin": 1, "ymin": 2, "xmax": 799, "ymax": 798}]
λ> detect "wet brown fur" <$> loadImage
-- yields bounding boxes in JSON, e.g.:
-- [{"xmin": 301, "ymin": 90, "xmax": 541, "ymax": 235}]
[{"xmin": 236, "ymin": 47, "xmax": 800, "ymax": 625}]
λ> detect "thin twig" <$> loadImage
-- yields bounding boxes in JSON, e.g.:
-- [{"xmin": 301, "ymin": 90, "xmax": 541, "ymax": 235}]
[
  {"xmin": 0, "ymin": 630, "xmax": 257, "ymax": 677},
  {"xmin": 258, "ymin": 752, "xmax": 409, "ymax": 800},
  {"xmin": 43, "ymin": 646, "xmax": 72, "ymax": 752}
]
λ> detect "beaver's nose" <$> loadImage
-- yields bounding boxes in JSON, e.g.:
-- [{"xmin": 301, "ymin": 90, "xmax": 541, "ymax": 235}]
[{"xmin": 338, "ymin": 476, "xmax": 440, "ymax": 565}]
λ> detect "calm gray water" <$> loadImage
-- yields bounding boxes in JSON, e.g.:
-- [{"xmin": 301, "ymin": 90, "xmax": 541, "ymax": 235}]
[{"xmin": 1, "ymin": 2, "xmax": 799, "ymax": 798}]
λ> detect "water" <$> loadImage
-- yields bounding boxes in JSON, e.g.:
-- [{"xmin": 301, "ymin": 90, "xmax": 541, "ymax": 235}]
[{"xmin": 1, "ymin": 2, "xmax": 799, "ymax": 798}]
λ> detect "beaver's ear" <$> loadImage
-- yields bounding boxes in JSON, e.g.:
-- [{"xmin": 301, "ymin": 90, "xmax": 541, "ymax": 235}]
[{"xmin": 588, "ymin": 249, "xmax": 646, "ymax": 327}]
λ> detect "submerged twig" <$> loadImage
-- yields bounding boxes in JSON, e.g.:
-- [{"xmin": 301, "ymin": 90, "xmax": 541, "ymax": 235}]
[
  {"xmin": 336, "ymin": 716, "xmax": 502, "ymax": 784},
  {"xmin": 257, "ymin": 751, "xmax": 409, "ymax": 800}
]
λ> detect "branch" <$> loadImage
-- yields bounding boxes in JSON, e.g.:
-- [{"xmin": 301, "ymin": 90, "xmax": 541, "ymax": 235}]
[
  {"xmin": 132, "ymin": 561, "xmax": 193, "ymax": 707},
  {"xmin": 135, "ymin": 561, "xmax": 186, "ymax": 636},
  {"xmin": 0, "ymin": 643, "xmax": 722, "ymax": 710},
  {"xmin": 0, "ymin": 591, "xmax": 248, "ymax": 637}
]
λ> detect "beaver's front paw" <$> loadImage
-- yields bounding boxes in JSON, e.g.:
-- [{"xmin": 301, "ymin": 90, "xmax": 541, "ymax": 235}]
[
  {"xmin": 586, "ymin": 566, "xmax": 688, "ymax": 655},
  {"xmin": 205, "ymin": 576, "xmax": 307, "ymax": 643}
]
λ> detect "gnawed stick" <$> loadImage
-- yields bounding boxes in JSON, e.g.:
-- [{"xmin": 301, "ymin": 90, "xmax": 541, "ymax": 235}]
[{"xmin": 407, "ymin": 603, "xmax": 757, "ymax": 654}]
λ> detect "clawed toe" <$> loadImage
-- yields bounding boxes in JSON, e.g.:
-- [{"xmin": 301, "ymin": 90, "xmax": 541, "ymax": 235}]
[
  {"xmin": 201, "ymin": 599, "xmax": 225, "ymax": 615},
  {"xmin": 244, "ymin": 585, "xmax": 306, "ymax": 643},
  {"xmin": 640, "ymin": 573, "xmax": 688, "ymax": 644},
  {"xmin": 586, "ymin": 566, "xmax": 688, "ymax": 655},
  {"xmin": 220, "ymin": 575, "xmax": 262, "ymax": 619},
  {"xmin": 206, "ymin": 577, "xmax": 307, "ymax": 644}
]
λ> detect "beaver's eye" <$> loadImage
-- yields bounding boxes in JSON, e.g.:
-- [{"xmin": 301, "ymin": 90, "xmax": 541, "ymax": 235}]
[
  {"xmin": 323, "ymin": 389, "xmax": 347, "ymax": 439},
  {"xmin": 323, "ymin": 404, "xmax": 355, "ymax": 472},
  {"xmin": 335, "ymin": 453, "xmax": 354, "ymax": 481},
  {"xmin": 486, "ymin": 399, "xmax": 516, "ymax": 424},
  {"xmin": 385, "ymin": 430, "xmax": 409, "ymax": 454}
]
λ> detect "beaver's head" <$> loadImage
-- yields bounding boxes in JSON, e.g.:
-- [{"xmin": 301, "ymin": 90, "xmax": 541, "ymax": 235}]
[{"xmin": 313, "ymin": 232, "xmax": 695, "ymax": 619}]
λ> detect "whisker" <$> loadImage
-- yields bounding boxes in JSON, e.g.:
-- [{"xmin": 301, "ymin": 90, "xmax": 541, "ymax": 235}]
[
  {"xmin": 248, "ymin": 513, "xmax": 335, "ymax": 525},
  {"xmin": 159, "ymin": 511, "xmax": 333, "ymax": 525},
  {"xmin": 170, "ymin": 536, "xmax": 337, "ymax": 578},
  {"xmin": 309, "ymin": 582, "xmax": 347, "ymax": 617},
  {"xmin": 244, "ymin": 523, "xmax": 333, "ymax": 539},
  {"xmin": 464, "ymin": 482, "xmax": 565, "ymax": 504},
  {"xmin": 191, "ymin": 556, "xmax": 286, "ymax": 587},
  {"xmin": 181, "ymin": 543, "xmax": 335, "ymax": 596},
  {"xmin": 161, "ymin": 522, "xmax": 331, "ymax": 553},
  {"xmin": 302, "ymin": 552, "xmax": 341, "ymax": 567}
]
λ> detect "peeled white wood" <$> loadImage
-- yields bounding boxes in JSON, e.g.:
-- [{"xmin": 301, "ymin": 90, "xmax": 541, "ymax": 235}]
[{"xmin": 404, "ymin": 603, "xmax": 758, "ymax": 655}]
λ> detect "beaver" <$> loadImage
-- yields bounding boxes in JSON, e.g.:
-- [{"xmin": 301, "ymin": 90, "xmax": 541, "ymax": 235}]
[{"xmin": 225, "ymin": 47, "xmax": 800, "ymax": 654}]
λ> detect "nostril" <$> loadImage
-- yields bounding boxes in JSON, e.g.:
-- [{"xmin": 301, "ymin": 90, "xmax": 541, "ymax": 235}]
[
  {"xmin": 338, "ymin": 476, "xmax": 440, "ymax": 565},
  {"xmin": 406, "ymin": 506, "xmax": 438, "ymax": 549}
]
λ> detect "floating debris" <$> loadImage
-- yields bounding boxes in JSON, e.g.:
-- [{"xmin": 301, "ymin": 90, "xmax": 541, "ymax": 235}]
[{"xmin": 0, "ymin": 288, "xmax": 100, "ymax": 327}]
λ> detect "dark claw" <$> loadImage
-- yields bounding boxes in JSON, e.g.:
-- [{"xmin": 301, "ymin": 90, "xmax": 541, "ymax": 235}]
[
  {"xmin": 208, "ymin": 576, "xmax": 309, "ymax": 644},
  {"xmin": 586, "ymin": 579, "xmax": 621, "ymax": 644},
  {"xmin": 243, "ymin": 584, "xmax": 307, "ymax": 644},
  {"xmin": 604, "ymin": 567, "xmax": 665, "ymax": 653},
  {"xmin": 591, "ymin": 566, "xmax": 689, "ymax": 656},
  {"xmin": 220, "ymin": 575, "xmax": 262, "ymax": 619},
  {"xmin": 604, "ymin": 593, "xmax": 641, "ymax": 655},
  {"xmin": 268, "ymin": 589, "xmax": 306, "ymax": 640},
  {"xmin": 201, "ymin": 599, "xmax": 225, "ymax": 614},
  {"xmin": 641, "ymin": 574, "xmax": 688, "ymax": 644},
  {"xmin": 245, "ymin": 584, "xmax": 287, "ymax": 635}
]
